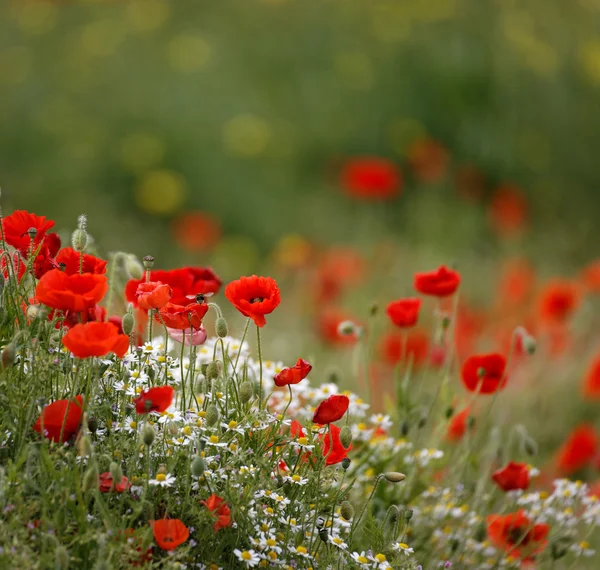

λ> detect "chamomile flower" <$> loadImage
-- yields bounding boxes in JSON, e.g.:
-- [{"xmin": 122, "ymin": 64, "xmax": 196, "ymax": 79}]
[
  {"xmin": 233, "ymin": 549, "xmax": 260, "ymax": 567},
  {"xmin": 149, "ymin": 473, "xmax": 176, "ymax": 487},
  {"xmin": 393, "ymin": 542, "xmax": 415, "ymax": 556}
]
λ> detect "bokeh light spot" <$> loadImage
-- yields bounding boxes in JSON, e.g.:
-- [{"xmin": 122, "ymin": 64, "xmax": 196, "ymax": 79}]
[
  {"xmin": 135, "ymin": 170, "xmax": 187, "ymax": 215},
  {"xmin": 334, "ymin": 52, "xmax": 374, "ymax": 90},
  {"xmin": 167, "ymin": 33, "xmax": 212, "ymax": 73},
  {"xmin": 127, "ymin": 0, "xmax": 171, "ymax": 33},
  {"xmin": 222, "ymin": 114, "xmax": 271, "ymax": 157},
  {"xmin": 15, "ymin": 2, "xmax": 58, "ymax": 36},
  {"xmin": 579, "ymin": 41, "xmax": 600, "ymax": 85},
  {"xmin": 120, "ymin": 133, "xmax": 166, "ymax": 173}
]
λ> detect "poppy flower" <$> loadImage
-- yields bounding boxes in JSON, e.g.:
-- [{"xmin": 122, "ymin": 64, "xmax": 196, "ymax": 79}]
[
  {"xmin": 316, "ymin": 308, "xmax": 360, "ymax": 346},
  {"xmin": 225, "ymin": 275, "xmax": 281, "ymax": 327},
  {"xmin": 99, "ymin": 472, "xmax": 131, "ymax": 493},
  {"xmin": 319, "ymin": 423, "xmax": 352, "ymax": 466},
  {"xmin": 33, "ymin": 395, "xmax": 84, "ymax": 443},
  {"xmin": 497, "ymin": 258, "xmax": 536, "ymax": 308},
  {"xmin": 200, "ymin": 494, "xmax": 232, "ymax": 531},
  {"xmin": 31, "ymin": 233, "xmax": 62, "ymax": 279},
  {"xmin": 380, "ymin": 330, "xmax": 430, "ymax": 368},
  {"xmin": 166, "ymin": 326, "xmax": 207, "ymax": 346},
  {"xmin": 56, "ymin": 247, "xmax": 107, "ymax": 276},
  {"xmin": 538, "ymin": 279, "xmax": 581, "ymax": 324},
  {"xmin": 290, "ymin": 420, "xmax": 306, "ymax": 438},
  {"xmin": 414, "ymin": 265, "xmax": 461, "ymax": 297},
  {"xmin": 582, "ymin": 353, "xmax": 600, "ymax": 399},
  {"xmin": 134, "ymin": 386, "xmax": 174, "ymax": 414},
  {"xmin": 486, "ymin": 510, "xmax": 549, "ymax": 560},
  {"xmin": 35, "ymin": 269, "xmax": 108, "ymax": 313},
  {"xmin": 386, "ymin": 298, "xmax": 422, "ymax": 328},
  {"xmin": 315, "ymin": 247, "xmax": 364, "ymax": 303},
  {"xmin": 151, "ymin": 519, "xmax": 189, "ymax": 551},
  {"xmin": 274, "ymin": 358, "xmax": 312, "ymax": 387},
  {"xmin": 407, "ymin": 138, "xmax": 448, "ymax": 183},
  {"xmin": 312, "ymin": 394, "xmax": 349, "ymax": 424},
  {"xmin": 555, "ymin": 424, "xmax": 598, "ymax": 475},
  {"xmin": 136, "ymin": 281, "xmax": 172, "ymax": 310},
  {"xmin": 461, "ymin": 353, "xmax": 507, "ymax": 394},
  {"xmin": 157, "ymin": 302, "xmax": 208, "ymax": 330},
  {"xmin": 492, "ymin": 462, "xmax": 530, "ymax": 492},
  {"xmin": 581, "ymin": 259, "xmax": 600, "ymax": 294},
  {"xmin": 446, "ymin": 407, "xmax": 472, "ymax": 442},
  {"xmin": 340, "ymin": 157, "xmax": 402, "ymax": 200},
  {"xmin": 488, "ymin": 185, "xmax": 529, "ymax": 237},
  {"xmin": 171, "ymin": 211, "xmax": 221, "ymax": 252},
  {"xmin": 62, "ymin": 322, "xmax": 129, "ymax": 358},
  {"xmin": 125, "ymin": 267, "xmax": 221, "ymax": 307},
  {"xmin": 2, "ymin": 210, "xmax": 55, "ymax": 252}
]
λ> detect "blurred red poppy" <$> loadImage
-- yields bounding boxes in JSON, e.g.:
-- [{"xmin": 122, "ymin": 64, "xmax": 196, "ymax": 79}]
[
  {"xmin": 225, "ymin": 275, "xmax": 280, "ymax": 327},
  {"xmin": 582, "ymin": 353, "xmax": 600, "ymax": 399},
  {"xmin": 407, "ymin": 138, "xmax": 448, "ymax": 183},
  {"xmin": 35, "ymin": 269, "xmax": 108, "ymax": 313},
  {"xmin": 134, "ymin": 386, "xmax": 174, "ymax": 414},
  {"xmin": 201, "ymin": 494, "xmax": 232, "ymax": 532},
  {"xmin": 386, "ymin": 298, "xmax": 422, "ymax": 328},
  {"xmin": 99, "ymin": 472, "xmax": 131, "ymax": 493},
  {"xmin": 312, "ymin": 394, "xmax": 349, "ymax": 424},
  {"xmin": 136, "ymin": 281, "xmax": 172, "ymax": 310},
  {"xmin": 340, "ymin": 157, "xmax": 401, "ymax": 200},
  {"xmin": 488, "ymin": 185, "xmax": 529, "ymax": 237},
  {"xmin": 319, "ymin": 423, "xmax": 352, "ymax": 466},
  {"xmin": 63, "ymin": 322, "xmax": 129, "ymax": 358},
  {"xmin": 446, "ymin": 407, "xmax": 472, "ymax": 442},
  {"xmin": 274, "ymin": 358, "xmax": 312, "ymax": 387},
  {"xmin": 486, "ymin": 510, "xmax": 549, "ymax": 560},
  {"xmin": 315, "ymin": 247, "xmax": 364, "ymax": 303},
  {"xmin": 555, "ymin": 424, "xmax": 598, "ymax": 475},
  {"xmin": 461, "ymin": 353, "xmax": 507, "ymax": 394},
  {"xmin": 497, "ymin": 257, "xmax": 536, "ymax": 308},
  {"xmin": 317, "ymin": 308, "xmax": 360, "ymax": 346},
  {"xmin": 492, "ymin": 462, "xmax": 530, "ymax": 492},
  {"xmin": 454, "ymin": 164, "xmax": 485, "ymax": 202},
  {"xmin": 33, "ymin": 395, "xmax": 84, "ymax": 443},
  {"xmin": 157, "ymin": 302, "xmax": 208, "ymax": 330},
  {"xmin": 172, "ymin": 211, "xmax": 221, "ymax": 252},
  {"xmin": 380, "ymin": 330, "xmax": 430, "ymax": 368},
  {"xmin": 414, "ymin": 265, "xmax": 461, "ymax": 297},
  {"xmin": 151, "ymin": 519, "xmax": 189, "ymax": 551},
  {"xmin": 581, "ymin": 259, "xmax": 600, "ymax": 294},
  {"xmin": 538, "ymin": 279, "xmax": 581, "ymax": 324},
  {"xmin": 56, "ymin": 247, "xmax": 107, "ymax": 275}
]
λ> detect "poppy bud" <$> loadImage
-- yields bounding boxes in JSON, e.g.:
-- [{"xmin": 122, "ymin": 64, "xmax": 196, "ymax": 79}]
[
  {"xmin": 216, "ymin": 317, "xmax": 228, "ymax": 338},
  {"xmin": 125, "ymin": 255, "xmax": 144, "ymax": 280},
  {"xmin": 206, "ymin": 405, "xmax": 219, "ymax": 426},
  {"xmin": 473, "ymin": 521, "xmax": 487, "ymax": 542},
  {"xmin": 82, "ymin": 463, "xmax": 99, "ymax": 493},
  {"xmin": 26, "ymin": 305, "xmax": 42, "ymax": 321},
  {"xmin": 239, "ymin": 381, "xmax": 253, "ymax": 403},
  {"xmin": 404, "ymin": 509, "xmax": 413, "ymax": 521},
  {"xmin": 386, "ymin": 505, "xmax": 400, "ymax": 523},
  {"xmin": 109, "ymin": 462, "xmax": 123, "ymax": 486},
  {"xmin": 341, "ymin": 457, "xmax": 351, "ymax": 470},
  {"xmin": 339, "ymin": 426, "xmax": 352, "ymax": 449},
  {"xmin": 319, "ymin": 528, "xmax": 329, "ymax": 542},
  {"xmin": 450, "ymin": 538, "xmax": 460, "ymax": 552},
  {"xmin": 1, "ymin": 343, "xmax": 16, "ymax": 368},
  {"xmin": 142, "ymin": 255, "xmax": 155, "ymax": 269},
  {"xmin": 197, "ymin": 437, "xmax": 206, "ymax": 451},
  {"xmin": 294, "ymin": 531, "xmax": 304, "ymax": 547},
  {"xmin": 444, "ymin": 406, "xmax": 454, "ymax": 419},
  {"xmin": 77, "ymin": 434, "xmax": 93, "ymax": 457},
  {"xmin": 327, "ymin": 368, "xmax": 341, "ymax": 385},
  {"xmin": 523, "ymin": 335, "xmax": 537, "ymax": 355},
  {"xmin": 206, "ymin": 361, "xmax": 220, "ymax": 381},
  {"xmin": 337, "ymin": 320, "xmax": 357, "ymax": 336},
  {"xmin": 369, "ymin": 302, "xmax": 378, "ymax": 316},
  {"xmin": 418, "ymin": 414, "xmax": 427, "ymax": 429},
  {"xmin": 55, "ymin": 545, "xmax": 70, "ymax": 569},
  {"xmin": 191, "ymin": 456, "xmax": 205, "ymax": 477},
  {"xmin": 467, "ymin": 416, "xmax": 476, "ymax": 429},
  {"xmin": 441, "ymin": 315, "xmax": 451, "ymax": 329},
  {"xmin": 87, "ymin": 417, "xmax": 98, "ymax": 434},
  {"xmin": 522, "ymin": 436, "xmax": 538, "ymax": 456},
  {"xmin": 551, "ymin": 536, "xmax": 572, "ymax": 560},
  {"xmin": 400, "ymin": 420, "xmax": 410, "ymax": 436},
  {"xmin": 71, "ymin": 229, "xmax": 88, "ymax": 253},
  {"xmin": 141, "ymin": 424, "xmax": 156, "ymax": 447},
  {"xmin": 340, "ymin": 501, "xmax": 354, "ymax": 520},
  {"xmin": 383, "ymin": 472, "xmax": 406, "ymax": 483},
  {"xmin": 122, "ymin": 311, "xmax": 135, "ymax": 337}
]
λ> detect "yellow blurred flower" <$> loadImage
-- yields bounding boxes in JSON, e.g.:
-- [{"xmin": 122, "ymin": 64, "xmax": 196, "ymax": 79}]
[
  {"xmin": 120, "ymin": 133, "xmax": 166, "ymax": 173},
  {"xmin": 134, "ymin": 170, "xmax": 187, "ymax": 215},
  {"xmin": 334, "ymin": 52, "xmax": 374, "ymax": 91},
  {"xmin": 80, "ymin": 20, "xmax": 126, "ymax": 58},
  {"xmin": 579, "ymin": 40, "xmax": 600, "ymax": 85},
  {"xmin": 223, "ymin": 114, "xmax": 271, "ymax": 157},
  {"xmin": 14, "ymin": 1, "xmax": 58, "ymax": 36},
  {"xmin": 167, "ymin": 33, "xmax": 212, "ymax": 73},
  {"xmin": 126, "ymin": 0, "xmax": 171, "ymax": 33}
]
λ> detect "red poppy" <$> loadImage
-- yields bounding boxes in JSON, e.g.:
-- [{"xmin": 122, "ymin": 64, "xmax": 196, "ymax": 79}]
[
  {"xmin": 274, "ymin": 358, "xmax": 312, "ymax": 387},
  {"xmin": 31, "ymin": 233, "xmax": 61, "ymax": 279},
  {"xmin": 134, "ymin": 386, "xmax": 174, "ymax": 414},
  {"xmin": 317, "ymin": 308, "xmax": 360, "ymax": 346},
  {"xmin": 380, "ymin": 330, "xmax": 430, "ymax": 368},
  {"xmin": 166, "ymin": 326, "xmax": 207, "ymax": 346},
  {"xmin": 486, "ymin": 510, "xmax": 549, "ymax": 560},
  {"xmin": 414, "ymin": 265, "xmax": 461, "ymax": 297},
  {"xmin": 455, "ymin": 164, "xmax": 485, "ymax": 202},
  {"xmin": 157, "ymin": 302, "xmax": 208, "ymax": 330},
  {"xmin": 125, "ymin": 267, "xmax": 221, "ymax": 307},
  {"xmin": 136, "ymin": 282, "xmax": 172, "ymax": 310},
  {"xmin": 315, "ymin": 247, "xmax": 364, "ymax": 303},
  {"xmin": 172, "ymin": 211, "xmax": 221, "ymax": 252},
  {"xmin": 461, "ymin": 353, "xmax": 507, "ymax": 394},
  {"xmin": 56, "ymin": 247, "xmax": 107, "ymax": 276},
  {"xmin": 407, "ymin": 138, "xmax": 448, "ymax": 183},
  {"xmin": 340, "ymin": 157, "xmax": 402, "ymax": 200},
  {"xmin": 62, "ymin": 322, "xmax": 129, "ymax": 359},
  {"xmin": 488, "ymin": 185, "xmax": 529, "ymax": 237},
  {"xmin": 538, "ymin": 279, "xmax": 581, "ymax": 324},
  {"xmin": 99, "ymin": 472, "xmax": 131, "ymax": 493},
  {"xmin": 582, "ymin": 353, "xmax": 600, "ymax": 399},
  {"xmin": 200, "ymin": 494, "xmax": 232, "ymax": 531},
  {"xmin": 35, "ymin": 269, "xmax": 108, "ymax": 313},
  {"xmin": 290, "ymin": 420, "xmax": 306, "ymax": 438},
  {"xmin": 33, "ymin": 395, "xmax": 84, "ymax": 443},
  {"xmin": 151, "ymin": 519, "xmax": 189, "ymax": 551},
  {"xmin": 555, "ymin": 424, "xmax": 598, "ymax": 475},
  {"xmin": 581, "ymin": 259, "xmax": 600, "ymax": 294},
  {"xmin": 319, "ymin": 423, "xmax": 352, "ymax": 466},
  {"xmin": 2, "ymin": 210, "xmax": 55, "ymax": 252},
  {"xmin": 492, "ymin": 462, "xmax": 530, "ymax": 492},
  {"xmin": 225, "ymin": 275, "xmax": 281, "ymax": 327},
  {"xmin": 312, "ymin": 394, "xmax": 349, "ymax": 424},
  {"xmin": 386, "ymin": 298, "xmax": 422, "ymax": 328},
  {"xmin": 446, "ymin": 407, "xmax": 472, "ymax": 442},
  {"xmin": 497, "ymin": 258, "xmax": 536, "ymax": 308}
]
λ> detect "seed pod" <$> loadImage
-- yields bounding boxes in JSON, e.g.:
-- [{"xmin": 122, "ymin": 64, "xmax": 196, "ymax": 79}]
[
  {"xmin": 215, "ymin": 317, "xmax": 228, "ymax": 338},
  {"xmin": 191, "ymin": 456, "xmax": 206, "ymax": 477},
  {"xmin": 383, "ymin": 472, "xmax": 406, "ymax": 483},
  {"xmin": 341, "ymin": 457, "xmax": 351, "ymax": 470},
  {"xmin": 339, "ymin": 426, "xmax": 352, "ymax": 449},
  {"xmin": 142, "ymin": 255, "xmax": 155, "ymax": 269},
  {"xmin": 340, "ymin": 501, "xmax": 354, "ymax": 520},
  {"xmin": 206, "ymin": 405, "xmax": 219, "ymax": 427},
  {"xmin": 141, "ymin": 424, "xmax": 156, "ymax": 447},
  {"xmin": 109, "ymin": 462, "xmax": 123, "ymax": 486},
  {"xmin": 87, "ymin": 417, "xmax": 98, "ymax": 434},
  {"xmin": 523, "ymin": 436, "xmax": 538, "ymax": 456},
  {"xmin": 239, "ymin": 381, "xmax": 253, "ymax": 403},
  {"xmin": 82, "ymin": 463, "xmax": 99, "ymax": 493}
]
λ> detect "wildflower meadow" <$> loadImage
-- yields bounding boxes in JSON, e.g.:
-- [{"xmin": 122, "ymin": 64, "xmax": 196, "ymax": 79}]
[{"xmin": 0, "ymin": 202, "xmax": 599, "ymax": 570}]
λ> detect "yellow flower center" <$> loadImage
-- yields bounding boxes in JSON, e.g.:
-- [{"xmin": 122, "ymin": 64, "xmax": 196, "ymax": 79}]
[
  {"xmin": 296, "ymin": 546, "xmax": 307, "ymax": 554},
  {"xmin": 209, "ymin": 435, "xmax": 219, "ymax": 444},
  {"xmin": 375, "ymin": 554, "xmax": 386, "ymax": 562},
  {"xmin": 228, "ymin": 420, "xmax": 238, "ymax": 429},
  {"xmin": 241, "ymin": 551, "xmax": 252, "ymax": 561},
  {"xmin": 129, "ymin": 421, "xmax": 137, "ymax": 429},
  {"xmin": 357, "ymin": 556, "xmax": 368, "ymax": 563},
  {"xmin": 183, "ymin": 426, "xmax": 192, "ymax": 436},
  {"xmin": 399, "ymin": 542, "xmax": 409, "ymax": 549},
  {"xmin": 156, "ymin": 473, "xmax": 166, "ymax": 482},
  {"xmin": 297, "ymin": 437, "xmax": 308, "ymax": 445},
  {"xmin": 292, "ymin": 475, "xmax": 301, "ymax": 482},
  {"xmin": 267, "ymin": 538, "xmax": 277, "ymax": 547}
]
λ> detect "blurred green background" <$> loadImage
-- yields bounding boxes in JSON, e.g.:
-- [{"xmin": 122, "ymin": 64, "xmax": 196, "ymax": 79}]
[{"xmin": 2, "ymin": 0, "xmax": 600, "ymax": 273}]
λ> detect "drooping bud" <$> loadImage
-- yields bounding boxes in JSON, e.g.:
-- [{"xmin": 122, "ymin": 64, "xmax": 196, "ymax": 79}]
[
  {"xmin": 315, "ymin": 515, "xmax": 326, "ymax": 529},
  {"xmin": 340, "ymin": 501, "xmax": 354, "ymax": 520},
  {"xmin": 125, "ymin": 255, "xmax": 144, "ymax": 280},
  {"xmin": 523, "ymin": 436, "xmax": 538, "ymax": 456},
  {"xmin": 206, "ymin": 405, "xmax": 219, "ymax": 427},
  {"xmin": 319, "ymin": 528, "xmax": 329, "ymax": 542},
  {"xmin": 122, "ymin": 307, "xmax": 135, "ymax": 337},
  {"xmin": 369, "ymin": 302, "xmax": 378, "ymax": 316},
  {"xmin": 383, "ymin": 472, "xmax": 406, "ymax": 483},
  {"xmin": 109, "ymin": 462, "xmax": 123, "ymax": 485},
  {"xmin": 197, "ymin": 438, "xmax": 207, "ymax": 451},
  {"xmin": 339, "ymin": 426, "xmax": 352, "ymax": 449},
  {"xmin": 82, "ymin": 463, "xmax": 99, "ymax": 493},
  {"xmin": 550, "ymin": 536, "xmax": 572, "ymax": 560},
  {"xmin": 523, "ymin": 335, "xmax": 537, "ymax": 355},
  {"xmin": 1, "ymin": 343, "xmax": 16, "ymax": 368},
  {"xmin": 404, "ymin": 508, "xmax": 413, "ymax": 521},
  {"xmin": 467, "ymin": 416, "xmax": 476, "ymax": 429},
  {"xmin": 87, "ymin": 417, "xmax": 98, "ymax": 434},
  {"xmin": 216, "ymin": 317, "xmax": 228, "ymax": 338},
  {"xmin": 239, "ymin": 381, "xmax": 253, "ymax": 403},
  {"xmin": 55, "ymin": 545, "xmax": 70, "ymax": 569},
  {"xmin": 142, "ymin": 255, "xmax": 155, "ymax": 270},
  {"xmin": 444, "ymin": 406, "xmax": 454, "ymax": 419},
  {"xmin": 206, "ymin": 361, "xmax": 220, "ymax": 381},
  {"xmin": 417, "ymin": 414, "xmax": 427, "ymax": 429},
  {"xmin": 341, "ymin": 457, "xmax": 351, "ymax": 471},
  {"xmin": 191, "ymin": 456, "xmax": 206, "ymax": 477},
  {"xmin": 400, "ymin": 420, "xmax": 410, "ymax": 437},
  {"xmin": 77, "ymin": 434, "xmax": 93, "ymax": 457},
  {"xmin": 26, "ymin": 304, "xmax": 41, "ymax": 321},
  {"xmin": 141, "ymin": 424, "xmax": 156, "ymax": 447},
  {"xmin": 327, "ymin": 368, "xmax": 341, "ymax": 385}
]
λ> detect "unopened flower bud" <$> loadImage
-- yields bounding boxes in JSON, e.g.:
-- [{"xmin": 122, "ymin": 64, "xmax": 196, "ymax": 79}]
[
  {"xmin": 450, "ymin": 538, "xmax": 460, "ymax": 552},
  {"xmin": 551, "ymin": 537, "xmax": 571, "ymax": 560},
  {"xmin": 191, "ymin": 456, "xmax": 206, "ymax": 477},
  {"xmin": 327, "ymin": 368, "xmax": 341, "ymax": 385},
  {"xmin": 339, "ymin": 426, "xmax": 352, "ymax": 449},
  {"xmin": 55, "ymin": 545, "xmax": 70, "ymax": 569},
  {"xmin": 319, "ymin": 528, "xmax": 329, "ymax": 542},
  {"xmin": 369, "ymin": 302, "xmax": 378, "ymax": 316},
  {"xmin": 125, "ymin": 255, "xmax": 144, "ymax": 280},
  {"xmin": 474, "ymin": 521, "xmax": 487, "ymax": 542},
  {"xmin": 383, "ymin": 472, "xmax": 406, "ymax": 483},
  {"xmin": 71, "ymin": 229, "xmax": 88, "ymax": 253},
  {"xmin": 26, "ymin": 305, "xmax": 40, "ymax": 321},
  {"xmin": 523, "ymin": 335, "xmax": 537, "ymax": 355},
  {"xmin": 109, "ymin": 462, "xmax": 123, "ymax": 485},
  {"xmin": 316, "ymin": 515, "xmax": 326, "ymax": 529},
  {"xmin": 142, "ymin": 255, "xmax": 154, "ymax": 270},
  {"xmin": 141, "ymin": 424, "xmax": 156, "ymax": 447},
  {"xmin": 341, "ymin": 457, "xmax": 351, "ymax": 470},
  {"xmin": 82, "ymin": 463, "xmax": 99, "ymax": 493},
  {"xmin": 522, "ymin": 436, "xmax": 538, "ymax": 456},
  {"xmin": 400, "ymin": 420, "xmax": 410, "ymax": 437},
  {"xmin": 340, "ymin": 501, "xmax": 354, "ymax": 520},
  {"xmin": 197, "ymin": 438, "xmax": 206, "ymax": 451},
  {"xmin": 441, "ymin": 315, "xmax": 451, "ymax": 329},
  {"xmin": 77, "ymin": 434, "xmax": 93, "ymax": 457},
  {"xmin": 216, "ymin": 317, "xmax": 228, "ymax": 338},
  {"xmin": 1, "ymin": 343, "xmax": 16, "ymax": 368},
  {"xmin": 404, "ymin": 508, "xmax": 413, "ymax": 521},
  {"xmin": 418, "ymin": 415, "xmax": 427, "ymax": 429},
  {"xmin": 337, "ymin": 320, "xmax": 356, "ymax": 336},
  {"xmin": 467, "ymin": 415, "xmax": 476, "ymax": 429},
  {"xmin": 387, "ymin": 504, "xmax": 400, "ymax": 523},
  {"xmin": 294, "ymin": 531, "xmax": 304, "ymax": 547},
  {"xmin": 87, "ymin": 417, "xmax": 98, "ymax": 434},
  {"xmin": 206, "ymin": 361, "xmax": 221, "ymax": 380},
  {"xmin": 157, "ymin": 464, "xmax": 167, "ymax": 476},
  {"xmin": 444, "ymin": 406, "xmax": 454, "ymax": 419},
  {"xmin": 122, "ymin": 312, "xmax": 135, "ymax": 337},
  {"xmin": 239, "ymin": 381, "xmax": 253, "ymax": 403},
  {"xmin": 206, "ymin": 405, "xmax": 219, "ymax": 426}
]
